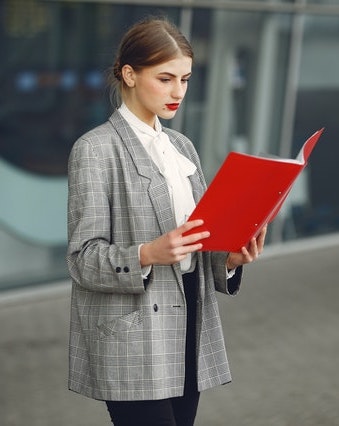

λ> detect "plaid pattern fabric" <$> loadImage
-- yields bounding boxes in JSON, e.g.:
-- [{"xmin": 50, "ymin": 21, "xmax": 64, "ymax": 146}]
[{"xmin": 67, "ymin": 110, "xmax": 243, "ymax": 401}]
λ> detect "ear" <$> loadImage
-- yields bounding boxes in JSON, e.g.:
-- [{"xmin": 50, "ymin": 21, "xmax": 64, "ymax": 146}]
[{"xmin": 121, "ymin": 64, "xmax": 136, "ymax": 88}]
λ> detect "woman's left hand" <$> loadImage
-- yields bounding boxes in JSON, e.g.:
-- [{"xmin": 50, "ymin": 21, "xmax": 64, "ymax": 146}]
[{"xmin": 226, "ymin": 225, "xmax": 267, "ymax": 270}]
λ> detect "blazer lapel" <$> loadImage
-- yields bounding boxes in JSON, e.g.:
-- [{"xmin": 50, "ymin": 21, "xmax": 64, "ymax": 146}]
[
  {"xmin": 109, "ymin": 111, "xmax": 177, "ymax": 236},
  {"xmin": 188, "ymin": 173, "xmax": 204, "ymax": 205}
]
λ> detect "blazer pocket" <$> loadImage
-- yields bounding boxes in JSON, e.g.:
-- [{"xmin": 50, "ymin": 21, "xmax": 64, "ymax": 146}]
[{"xmin": 97, "ymin": 310, "xmax": 143, "ymax": 339}]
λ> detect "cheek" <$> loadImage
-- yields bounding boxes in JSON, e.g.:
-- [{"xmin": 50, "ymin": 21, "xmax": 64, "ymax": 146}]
[{"xmin": 147, "ymin": 82, "xmax": 167, "ymax": 97}]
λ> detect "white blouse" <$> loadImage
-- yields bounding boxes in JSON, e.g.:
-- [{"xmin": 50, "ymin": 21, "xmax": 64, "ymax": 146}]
[{"xmin": 119, "ymin": 103, "xmax": 197, "ymax": 272}]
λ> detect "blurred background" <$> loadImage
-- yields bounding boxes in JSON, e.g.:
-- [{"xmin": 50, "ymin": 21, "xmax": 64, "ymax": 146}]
[
  {"xmin": 0, "ymin": 1, "xmax": 339, "ymax": 425},
  {"xmin": 1, "ymin": 0, "xmax": 339, "ymax": 291}
]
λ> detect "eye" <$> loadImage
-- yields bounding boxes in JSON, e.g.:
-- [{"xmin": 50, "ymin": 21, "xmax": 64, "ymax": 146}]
[
  {"xmin": 159, "ymin": 78, "xmax": 171, "ymax": 83},
  {"xmin": 181, "ymin": 78, "xmax": 190, "ymax": 83}
]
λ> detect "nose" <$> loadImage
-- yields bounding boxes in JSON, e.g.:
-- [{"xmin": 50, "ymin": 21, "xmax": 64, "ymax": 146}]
[{"xmin": 171, "ymin": 80, "xmax": 186, "ymax": 100}]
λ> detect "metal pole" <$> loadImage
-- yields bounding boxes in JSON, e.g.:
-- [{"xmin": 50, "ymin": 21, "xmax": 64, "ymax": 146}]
[{"xmin": 171, "ymin": 7, "xmax": 193, "ymax": 133}]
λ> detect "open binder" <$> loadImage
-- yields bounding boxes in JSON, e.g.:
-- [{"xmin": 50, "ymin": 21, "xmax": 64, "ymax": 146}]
[{"xmin": 185, "ymin": 128, "xmax": 324, "ymax": 252}]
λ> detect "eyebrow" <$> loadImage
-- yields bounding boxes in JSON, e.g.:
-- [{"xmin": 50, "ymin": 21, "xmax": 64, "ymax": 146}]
[{"xmin": 157, "ymin": 72, "xmax": 192, "ymax": 78}]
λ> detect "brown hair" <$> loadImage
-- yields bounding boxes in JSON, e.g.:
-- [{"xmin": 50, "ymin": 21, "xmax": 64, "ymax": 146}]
[{"xmin": 108, "ymin": 17, "xmax": 193, "ymax": 104}]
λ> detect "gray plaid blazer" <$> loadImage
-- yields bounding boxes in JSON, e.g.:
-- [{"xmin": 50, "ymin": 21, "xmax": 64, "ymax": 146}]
[{"xmin": 67, "ymin": 110, "xmax": 243, "ymax": 401}]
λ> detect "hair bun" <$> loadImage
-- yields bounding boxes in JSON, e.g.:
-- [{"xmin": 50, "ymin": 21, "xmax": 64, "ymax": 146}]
[{"xmin": 113, "ymin": 62, "xmax": 122, "ymax": 81}]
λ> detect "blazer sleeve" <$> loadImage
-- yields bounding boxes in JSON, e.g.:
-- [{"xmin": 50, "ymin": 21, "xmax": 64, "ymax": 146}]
[
  {"xmin": 67, "ymin": 137, "xmax": 147, "ymax": 294},
  {"xmin": 210, "ymin": 251, "xmax": 243, "ymax": 296}
]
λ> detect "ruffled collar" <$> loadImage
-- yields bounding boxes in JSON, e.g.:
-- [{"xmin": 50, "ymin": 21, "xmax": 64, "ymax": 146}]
[{"xmin": 118, "ymin": 103, "xmax": 196, "ymax": 178}]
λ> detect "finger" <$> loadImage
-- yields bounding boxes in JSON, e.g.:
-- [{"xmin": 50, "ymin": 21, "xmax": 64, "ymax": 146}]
[
  {"xmin": 240, "ymin": 246, "xmax": 250, "ymax": 258},
  {"xmin": 261, "ymin": 224, "xmax": 268, "ymax": 234},
  {"xmin": 250, "ymin": 238, "xmax": 260, "ymax": 257},
  {"xmin": 256, "ymin": 226, "xmax": 267, "ymax": 252},
  {"xmin": 179, "ymin": 241, "xmax": 204, "ymax": 254},
  {"xmin": 242, "ymin": 241, "xmax": 258, "ymax": 261},
  {"xmin": 182, "ymin": 229, "xmax": 210, "ymax": 245},
  {"xmin": 178, "ymin": 219, "xmax": 205, "ymax": 234}
]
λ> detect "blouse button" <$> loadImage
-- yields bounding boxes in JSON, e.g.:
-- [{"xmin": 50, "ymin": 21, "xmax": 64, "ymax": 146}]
[
  {"xmin": 153, "ymin": 304, "xmax": 158, "ymax": 312},
  {"xmin": 123, "ymin": 266, "xmax": 130, "ymax": 273},
  {"xmin": 115, "ymin": 267, "xmax": 121, "ymax": 273}
]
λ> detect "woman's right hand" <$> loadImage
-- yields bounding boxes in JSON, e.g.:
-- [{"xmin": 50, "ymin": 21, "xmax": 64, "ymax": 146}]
[{"xmin": 140, "ymin": 219, "xmax": 210, "ymax": 267}]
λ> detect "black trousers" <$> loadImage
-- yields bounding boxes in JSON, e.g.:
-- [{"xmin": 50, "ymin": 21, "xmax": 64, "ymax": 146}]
[{"xmin": 105, "ymin": 269, "xmax": 200, "ymax": 426}]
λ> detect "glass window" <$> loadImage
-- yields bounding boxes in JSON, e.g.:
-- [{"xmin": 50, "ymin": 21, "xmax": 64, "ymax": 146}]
[
  {"xmin": 184, "ymin": 9, "xmax": 292, "ymax": 179},
  {"xmin": 184, "ymin": 7, "xmax": 338, "ymax": 243},
  {"xmin": 1, "ymin": 0, "xmax": 339, "ymax": 290},
  {"xmin": 291, "ymin": 14, "xmax": 339, "ymax": 238},
  {"xmin": 0, "ymin": 0, "xmax": 180, "ymax": 289}
]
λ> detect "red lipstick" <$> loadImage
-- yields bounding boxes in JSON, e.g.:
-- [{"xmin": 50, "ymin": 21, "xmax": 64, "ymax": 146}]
[{"xmin": 166, "ymin": 103, "xmax": 180, "ymax": 111}]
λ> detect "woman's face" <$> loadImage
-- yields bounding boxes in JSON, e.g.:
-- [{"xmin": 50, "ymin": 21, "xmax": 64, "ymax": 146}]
[{"xmin": 122, "ymin": 54, "xmax": 192, "ymax": 128}]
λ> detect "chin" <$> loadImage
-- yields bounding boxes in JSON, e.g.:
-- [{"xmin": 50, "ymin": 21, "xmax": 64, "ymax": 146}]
[{"xmin": 158, "ymin": 110, "xmax": 177, "ymax": 120}]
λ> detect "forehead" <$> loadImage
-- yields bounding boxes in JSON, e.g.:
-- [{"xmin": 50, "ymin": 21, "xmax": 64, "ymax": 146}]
[{"xmin": 146, "ymin": 55, "xmax": 192, "ymax": 75}]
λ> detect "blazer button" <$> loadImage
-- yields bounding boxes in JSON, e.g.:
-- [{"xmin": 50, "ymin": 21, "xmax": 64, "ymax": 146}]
[
  {"xmin": 153, "ymin": 304, "xmax": 158, "ymax": 312},
  {"xmin": 115, "ymin": 267, "xmax": 121, "ymax": 273},
  {"xmin": 123, "ymin": 266, "xmax": 130, "ymax": 273}
]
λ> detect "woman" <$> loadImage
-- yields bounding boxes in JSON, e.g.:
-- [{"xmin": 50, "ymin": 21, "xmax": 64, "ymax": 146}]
[{"xmin": 67, "ymin": 17, "xmax": 266, "ymax": 426}]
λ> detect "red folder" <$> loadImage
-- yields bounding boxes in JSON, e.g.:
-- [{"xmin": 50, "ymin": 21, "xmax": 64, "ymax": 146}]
[{"xmin": 186, "ymin": 128, "xmax": 324, "ymax": 252}]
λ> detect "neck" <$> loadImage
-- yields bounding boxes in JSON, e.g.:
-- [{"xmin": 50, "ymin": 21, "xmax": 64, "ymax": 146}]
[{"xmin": 122, "ymin": 98, "xmax": 156, "ymax": 129}]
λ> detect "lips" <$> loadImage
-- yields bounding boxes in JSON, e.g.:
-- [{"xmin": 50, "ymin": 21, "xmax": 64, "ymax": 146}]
[{"xmin": 166, "ymin": 103, "xmax": 180, "ymax": 111}]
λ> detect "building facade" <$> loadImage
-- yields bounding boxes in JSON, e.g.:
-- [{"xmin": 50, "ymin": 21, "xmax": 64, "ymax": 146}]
[{"xmin": 1, "ymin": 0, "xmax": 339, "ymax": 289}]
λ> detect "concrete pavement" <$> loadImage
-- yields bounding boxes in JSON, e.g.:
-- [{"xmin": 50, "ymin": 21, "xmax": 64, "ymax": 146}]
[{"xmin": 1, "ymin": 234, "xmax": 338, "ymax": 426}]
